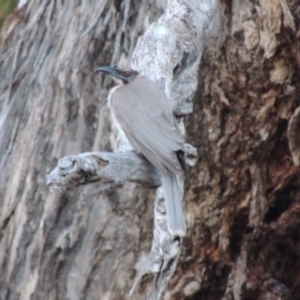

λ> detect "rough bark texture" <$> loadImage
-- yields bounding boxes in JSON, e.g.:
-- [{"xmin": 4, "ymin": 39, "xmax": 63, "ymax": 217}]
[
  {"xmin": 0, "ymin": 1, "xmax": 165, "ymax": 300},
  {"xmin": 1, "ymin": 1, "xmax": 300, "ymax": 300},
  {"xmin": 182, "ymin": 0, "xmax": 300, "ymax": 299}
]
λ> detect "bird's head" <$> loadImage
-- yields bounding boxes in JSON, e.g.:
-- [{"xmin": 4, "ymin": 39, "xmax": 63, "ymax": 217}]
[{"xmin": 94, "ymin": 66, "xmax": 139, "ymax": 85}]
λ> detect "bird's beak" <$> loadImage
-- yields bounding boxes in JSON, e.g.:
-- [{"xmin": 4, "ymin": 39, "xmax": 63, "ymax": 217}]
[
  {"xmin": 94, "ymin": 66, "xmax": 138, "ymax": 85},
  {"xmin": 94, "ymin": 66, "xmax": 116, "ymax": 76},
  {"xmin": 94, "ymin": 66, "xmax": 125, "ymax": 85}
]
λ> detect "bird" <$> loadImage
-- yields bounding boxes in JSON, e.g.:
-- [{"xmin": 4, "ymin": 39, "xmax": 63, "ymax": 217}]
[{"xmin": 94, "ymin": 66, "xmax": 188, "ymax": 236}]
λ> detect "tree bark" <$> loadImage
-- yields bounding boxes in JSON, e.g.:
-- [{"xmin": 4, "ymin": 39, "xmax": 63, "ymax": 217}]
[
  {"xmin": 1, "ymin": 0, "xmax": 300, "ymax": 300},
  {"xmin": 0, "ymin": 1, "xmax": 166, "ymax": 299},
  {"xmin": 183, "ymin": 1, "xmax": 300, "ymax": 299}
]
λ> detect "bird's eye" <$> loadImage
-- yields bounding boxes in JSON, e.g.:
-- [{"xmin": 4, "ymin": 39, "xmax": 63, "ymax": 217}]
[{"xmin": 124, "ymin": 70, "xmax": 132, "ymax": 76}]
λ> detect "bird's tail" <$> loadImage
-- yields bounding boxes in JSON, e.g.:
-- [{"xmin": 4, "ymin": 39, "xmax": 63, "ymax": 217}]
[{"xmin": 161, "ymin": 170, "xmax": 186, "ymax": 236}]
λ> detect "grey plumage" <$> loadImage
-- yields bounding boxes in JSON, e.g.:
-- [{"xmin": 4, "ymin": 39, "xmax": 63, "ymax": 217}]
[
  {"xmin": 95, "ymin": 67, "xmax": 186, "ymax": 235},
  {"xmin": 110, "ymin": 76, "xmax": 186, "ymax": 235}
]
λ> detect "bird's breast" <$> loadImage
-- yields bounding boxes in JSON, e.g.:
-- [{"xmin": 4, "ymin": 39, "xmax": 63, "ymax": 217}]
[{"xmin": 108, "ymin": 86, "xmax": 134, "ymax": 152}]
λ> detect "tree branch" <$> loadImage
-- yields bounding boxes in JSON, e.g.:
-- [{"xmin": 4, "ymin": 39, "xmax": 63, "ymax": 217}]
[
  {"xmin": 46, "ymin": 143, "xmax": 197, "ymax": 190},
  {"xmin": 129, "ymin": 0, "xmax": 218, "ymax": 298},
  {"xmin": 46, "ymin": 152, "xmax": 161, "ymax": 189}
]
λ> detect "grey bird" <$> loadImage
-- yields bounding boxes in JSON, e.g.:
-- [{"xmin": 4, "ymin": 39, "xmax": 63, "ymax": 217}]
[{"xmin": 95, "ymin": 66, "xmax": 188, "ymax": 235}]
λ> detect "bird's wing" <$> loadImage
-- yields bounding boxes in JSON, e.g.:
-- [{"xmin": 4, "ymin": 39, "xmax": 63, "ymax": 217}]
[{"xmin": 111, "ymin": 76, "xmax": 184, "ymax": 175}]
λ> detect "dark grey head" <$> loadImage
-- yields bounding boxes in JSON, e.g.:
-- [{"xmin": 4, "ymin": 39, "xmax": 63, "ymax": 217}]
[{"xmin": 94, "ymin": 66, "xmax": 139, "ymax": 85}]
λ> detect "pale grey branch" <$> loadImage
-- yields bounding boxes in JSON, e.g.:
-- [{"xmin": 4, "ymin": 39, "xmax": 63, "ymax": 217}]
[
  {"xmin": 130, "ymin": 0, "xmax": 218, "ymax": 298},
  {"xmin": 46, "ymin": 152, "xmax": 161, "ymax": 189},
  {"xmin": 46, "ymin": 144, "xmax": 197, "ymax": 190}
]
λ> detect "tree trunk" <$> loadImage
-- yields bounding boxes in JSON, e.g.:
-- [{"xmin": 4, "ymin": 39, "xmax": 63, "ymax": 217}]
[
  {"xmin": 0, "ymin": 1, "xmax": 299, "ymax": 300},
  {"xmin": 183, "ymin": 0, "xmax": 300, "ymax": 299},
  {"xmin": 0, "ymin": 1, "xmax": 164, "ymax": 299}
]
